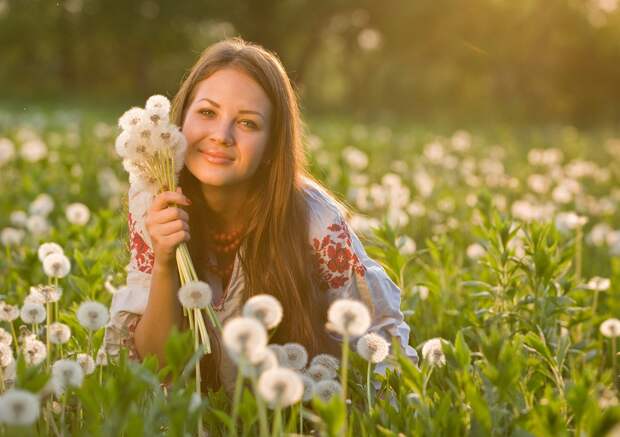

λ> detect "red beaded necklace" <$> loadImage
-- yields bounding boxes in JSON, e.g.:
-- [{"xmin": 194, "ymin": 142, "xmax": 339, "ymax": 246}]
[{"xmin": 204, "ymin": 226, "xmax": 246, "ymax": 280}]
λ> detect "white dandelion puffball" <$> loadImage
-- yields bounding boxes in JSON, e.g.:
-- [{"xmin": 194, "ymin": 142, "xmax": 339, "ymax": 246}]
[
  {"xmin": 76, "ymin": 301, "xmax": 109, "ymax": 331},
  {"xmin": 0, "ymin": 343, "xmax": 14, "ymax": 368},
  {"xmin": 257, "ymin": 367, "xmax": 304, "ymax": 409},
  {"xmin": 76, "ymin": 353, "xmax": 96, "ymax": 375},
  {"xmin": 10, "ymin": 210, "xmax": 28, "ymax": 227},
  {"xmin": 242, "ymin": 294, "xmax": 283, "ymax": 330},
  {"xmin": 0, "ymin": 327, "xmax": 12, "ymax": 346},
  {"xmin": 20, "ymin": 138, "xmax": 48, "ymax": 162},
  {"xmin": 118, "ymin": 107, "xmax": 147, "ymax": 133},
  {"xmin": 314, "ymin": 380, "xmax": 342, "ymax": 402},
  {"xmin": 268, "ymin": 344, "xmax": 288, "ymax": 365},
  {"xmin": 222, "ymin": 317, "xmax": 268, "ymax": 363},
  {"xmin": 0, "ymin": 227, "xmax": 25, "ymax": 246},
  {"xmin": 327, "ymin": 298, "xmax": 371, "ymax": 337},
  {"xmin": 310, "ymin": 353, "xmax": 340, "ymax": 373},
  {"xmin": 421, "ymin": 337, "xmax": 448, "ymax": 367},
  {"xmin": 600, "ymin": 318, "xmax": 620, "ymax": 338},
  {"xmin": 37, "ymin": 242, "xmax": 64, "ymax": 262},
  {"xmin": 299, "ymin": 373, "xmax": 316, "ymax": 402},
  {"xmin": 239, "ymin": 347, "xmax": 279, "ymax": 377},
  {"xmin": 178, "ymin": 281, "xmax": 213, "ymax": 309},
  {"xmin": 95, "ymin": 347, "xmax": 108, "ymax": 366},
  {"xmin": 24, "ymin": 287, "xmax": 46, "ymax": 305},
  {"xmin": 52, "ymin": 359, "xmax": 84, "ymax": 390},
  {"xmin": 0, "ymin": 302, "xmax": 19, "ymax": 322},
  {"xmin": 65, "ymin": 202, "xmax": 91, "ymax": 225},
  {"xmin": 22, "ymin": 337, "xmax": 47, "ymax": 366},
  {"xmin": 26, "ymin": 215, "xmax": 50, "ymax": 236},
  {"xmin": 29, "ymin": 193, "xmax": 54, "ymax": 216},
  {"xmin": 48, "ymin": 322, "xmax": 71, "ymax": 345},
  {"xmin": 587, "ymin": 277, "xmax": 611, "ymax": 292},
  {"xmin": 20, "ymin": 303, "xmax": 46, "ymax": 325},
  {"xmin": 356, "ymin": 332, "xmax": 390, "ymax": 363},
  {"xmin": 43, "ymin": 253, "xmax": 71, "ymax": 279},
  {"xmin": 34, "ymin": 284, "xmax": 62, "ymax": 303},
  {"xmin": 0, "ymin": 138, "xmax": 15, "ymax": 166},
  {"xmin": 0, "ymin": 389, "xmax": 40, "ymax": 426},
  {"xmin": 145, "ymin": 95, "xmax": 171, "ymax": 124},
  {"xmin": 305, "ymin": 364, "xmax": 336, "ymax": 382},
  {"xmin": 282, "ymin": 343, "xmax": 308, "ymax": 370}
]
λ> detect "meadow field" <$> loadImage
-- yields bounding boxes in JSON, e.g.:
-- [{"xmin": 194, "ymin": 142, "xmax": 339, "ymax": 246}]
[{"xmin": 0, "ymin": 107, "xmax": 619, "ymax": 436}]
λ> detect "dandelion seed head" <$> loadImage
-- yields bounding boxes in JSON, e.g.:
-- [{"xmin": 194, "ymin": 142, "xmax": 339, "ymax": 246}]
[
  {"xmin": 37, "ymin": 242, "xmax": 64, "ymax": 262},
  {"xmin": 0, "ymin": 327, "xmax": 12, "ymax": 346},
  {"xmin": 587, "ymin": 276, "xmax": 611, "ymax": 292},
  {"xmin": 33, "ymin": 284, "xmax": 62, "ymax": 303},
  {"xmin": 327, "ymin": 298, "xmax": 371, "ymax": 337},
  {"xmin": 421, "ymin": 337, "xmax": 447, "ymax": 367},
  {"xmin": 76, "ymin": 353, "xmax": 95, "ymax": 375},
  {"xmin": 0, "ymin": 227, "xmax": 25, "ymax": 246},
  {"xmin": 76, "ymin": 301, "xmax": 109, "ymax": 331},
  {"xmin": 239, "ymin": 347, "xmax": 278, "ymax": 377},
  {"xmin": 282, "ymin": 343, "xmax": 308, "ymax": 370},
  {"xmin": 257, "ymin": 367, "xmax": 304, "ymax": 408},
  {"xmin": 52, "ymin": 359, "xmax": 84, "ymax": 390},
  {"xmin": 600, "ymin": 318, "xmax": 620, "ymax": 338},
  {"xmin": 29, "ymin": 193, "xmax": 54, "ymax": 217},
  {"xmin": 65, "ymin": 202, "xmax": 91, "ymax": 226},
  {"xmin": 356, "ymin": 332, "xmax": 390, "ymax": 363},
  {"xmin": 118, "ymin": 107, "xmax": 147, "ymax": 131},
  {"xmin": 305, "ymin": 364, "xmax": 336, "ymax": 382},
  {"xmin": 178, "ymin": 281, "xmax": 213, "ymax": 309},
  {"xmin": 20, "ymin": 303, "xmax": 46, "ymax": 325},
  {"xmin": 22, "ymin": 337, "xmax": 47, "ymax": 366},
  {"xmin": 48, "ymin": 322, "xmax": 71, "ymax": 345},
  {"xmin": 20, "ymin": 139, "xmax": 48, "ymax": 163},
  {"xmin": 95, "ymin": 346, "xmax": 108, "ymax": 366},
  {"xmin": 26, "ymin": 215, "xmax": 50, "ymax": 236},
  {"xmin": 42, "ymin": 253, "xmax": 71, "ymax": 279},
  {"xmin": 0, "ymin": 302, "xmax": 19, "ymax": 322},
  {"xmin": 222, "ymin": 317, "xmax": 267, "ymax": 363},
  {"xmin": 310, "ymin": 354, "xmax": 340, "ymax": 373},
  {"xmin": 314, "ymin": 380, "xmax": 342, "ymax": 402},
  {"xmin": 0, "ymin": 343, "xmax": 14, "ymax": 368},
  {"xmin": 0, "ymin": 389, "xmax": 40, "ymax": 426},
  {"xmin": 242, "ymin": 294, "xmax": 283, "ymax": 330}
]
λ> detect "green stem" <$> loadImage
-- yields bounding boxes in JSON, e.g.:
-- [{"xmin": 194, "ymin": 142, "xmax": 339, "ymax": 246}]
[
  {"xmin": 575, "ymin": 225, "xmax": 582, "ymax": 285},
  {"xmin": 366, "ymin": 361, "xmax": 372, "ymax": 412},
  {"xmin": 613, "ymin": 338, "xmax": 618, "ymax": 392},
  {"xmin": 340, "ymin": 333, "xmax": 349, "ymax": 403},
  {"xmin": 230, "ymin": 360, "xmax": 245, "ymax": 437},
  {"xmin": 250, "ymin": 374, "xmax": 269, "ymax": 437},
  {"xmin": 272, "ymin": 405, "xmax": 282, "ymax": 437}
]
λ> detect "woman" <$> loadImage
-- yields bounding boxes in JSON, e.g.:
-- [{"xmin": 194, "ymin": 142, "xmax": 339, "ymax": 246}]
[{"xmin": 104, "ymin": 37, "xmax": 417, "ymax": 393}]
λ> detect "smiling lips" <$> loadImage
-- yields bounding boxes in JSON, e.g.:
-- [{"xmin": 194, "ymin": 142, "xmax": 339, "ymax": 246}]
[{"xmin": 200, "ymin": 149, "xmax": 235, "ymax": 165}]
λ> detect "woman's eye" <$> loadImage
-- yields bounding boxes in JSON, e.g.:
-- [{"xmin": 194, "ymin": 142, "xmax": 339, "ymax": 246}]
[
  {"xmin": 240, "ymin": 120, "xmax": 257, "ymax": 129},
  {"xmin": 199, "ymin": 109, "xmax": 215, "ymax": 117}
]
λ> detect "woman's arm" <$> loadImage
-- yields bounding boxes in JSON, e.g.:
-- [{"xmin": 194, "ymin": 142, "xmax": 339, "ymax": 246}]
[{"xmin": 132, "ymin": 188, "xmax": 191, "ymax": 367}]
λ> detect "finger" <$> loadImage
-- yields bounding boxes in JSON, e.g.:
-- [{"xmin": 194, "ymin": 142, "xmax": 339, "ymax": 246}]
[
  {"xmin": 163, "ymin": 230, "xmax": 190, "ymax": 246},
  {"xmin": 151, "ymin": 191, "xmax": 191, "ymax": 211},
  {"xmin": 153, "ymin": 207, "xmax": 189, "ymax": 224},
  {"xmin": 156, "ymin": 219, "xmax": 188, "ymax": 237}
]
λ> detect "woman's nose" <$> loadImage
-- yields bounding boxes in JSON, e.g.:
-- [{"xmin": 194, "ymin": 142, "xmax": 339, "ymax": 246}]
[{"xmin": 209, "ymin": 119, "xmax": 235, "ymax": 147}]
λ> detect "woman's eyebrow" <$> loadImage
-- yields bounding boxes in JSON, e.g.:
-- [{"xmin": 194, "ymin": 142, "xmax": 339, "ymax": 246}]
[{"xmin": 197, "ymin": 97, "xmax": 264, "ymax": 119}]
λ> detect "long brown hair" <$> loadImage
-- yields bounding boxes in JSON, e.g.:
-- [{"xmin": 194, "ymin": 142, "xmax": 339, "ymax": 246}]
[{"xmin": 171, "ymin": 37, "xmax": 344, "ymax": 388}]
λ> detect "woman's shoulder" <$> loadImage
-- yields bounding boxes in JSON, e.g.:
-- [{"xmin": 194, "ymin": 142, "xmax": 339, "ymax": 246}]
[{"xmin": 300, "ymin": 176, "xmax": 348, "ymax": 227}]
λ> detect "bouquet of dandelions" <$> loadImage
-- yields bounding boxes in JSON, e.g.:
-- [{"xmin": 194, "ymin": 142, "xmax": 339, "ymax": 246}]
[{"xmin": 115, "ymin": 95, "xmax": 220, "ymax": 390}]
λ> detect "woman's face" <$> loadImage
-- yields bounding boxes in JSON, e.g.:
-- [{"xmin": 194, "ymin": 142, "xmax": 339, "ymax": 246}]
[{"xmin": 182, "ymin": 67, "xmax": 272, "ymax": 188}]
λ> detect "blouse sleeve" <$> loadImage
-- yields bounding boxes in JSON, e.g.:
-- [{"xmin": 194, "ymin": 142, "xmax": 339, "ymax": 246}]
[
  {"xmin": 305, "ymin": 181, "xmax": 419, "ymax": 377},
  {"xmin": 103, "ymin": 185, "xmax": 155, "ymax": 362}
]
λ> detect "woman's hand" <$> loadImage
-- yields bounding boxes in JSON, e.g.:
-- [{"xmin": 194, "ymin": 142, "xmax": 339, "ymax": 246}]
[{"xmin": 145, "ymin": 187, "xmax": 192, "ymax": 269}]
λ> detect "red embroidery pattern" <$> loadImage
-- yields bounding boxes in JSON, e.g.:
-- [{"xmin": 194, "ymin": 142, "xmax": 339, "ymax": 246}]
[
  {"xmin": 311, "ymin": 217, "xmax": 366, "ymax": 291},
  {"xmin": 128, "ymin": 212, "xmax": 154, "ymax": 274}
]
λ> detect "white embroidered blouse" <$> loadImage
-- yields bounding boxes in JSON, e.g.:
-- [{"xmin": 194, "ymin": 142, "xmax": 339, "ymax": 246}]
[{"xmin": 103, "ymin": 176, "xmax": 418, "ymax": 393}]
